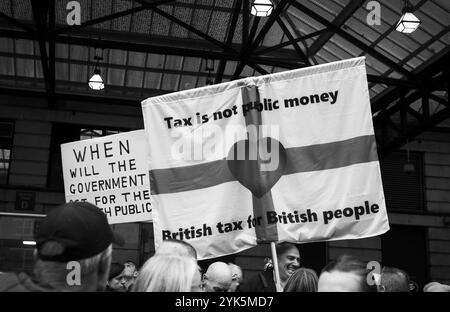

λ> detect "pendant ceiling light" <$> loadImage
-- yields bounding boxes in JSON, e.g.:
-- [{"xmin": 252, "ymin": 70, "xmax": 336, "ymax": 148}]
[
  {"xmin": 396, "ymin": 0, "xmax": 421, "ymax": 33},
  {"xmin": 251, "ymin": 0, "xmax": 274, "ymax": 17},
  {"xmin": 88, "ymin": 49, "xmax": 104, "ymax": 90}
]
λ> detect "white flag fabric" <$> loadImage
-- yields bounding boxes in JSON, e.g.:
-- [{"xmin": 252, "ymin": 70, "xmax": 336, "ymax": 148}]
[{"xmin": 142, "ymin": 57, "xmax": 389, "ymax": 260}]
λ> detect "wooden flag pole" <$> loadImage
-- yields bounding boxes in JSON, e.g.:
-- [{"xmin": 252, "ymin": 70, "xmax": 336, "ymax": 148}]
[{"xmin": 270, "ymin": 242, "xmax": 282, "ymax": 291}]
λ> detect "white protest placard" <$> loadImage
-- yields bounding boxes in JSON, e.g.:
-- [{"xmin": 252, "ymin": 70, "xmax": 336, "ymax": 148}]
[
  {"xmin": 142, "ymin": 57, "xmax": 389, "ymax": 260},
  {"xmin": 61, "ymin": 130, "xmax": 152, "ymax": 224}
]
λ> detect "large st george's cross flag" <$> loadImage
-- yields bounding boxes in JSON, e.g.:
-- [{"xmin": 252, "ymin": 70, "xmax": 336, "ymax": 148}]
[{"xmin": 142, "ymin": 57, "xmax": 389, "ymax": 260}]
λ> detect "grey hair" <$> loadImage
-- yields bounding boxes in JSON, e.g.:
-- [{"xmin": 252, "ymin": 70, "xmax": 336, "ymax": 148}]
[{"xmin": 33, "ymin": 244, "xmax": 112, "ymax": 290}]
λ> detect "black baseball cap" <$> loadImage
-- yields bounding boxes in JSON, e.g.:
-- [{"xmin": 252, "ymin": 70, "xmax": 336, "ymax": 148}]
[
  {"xmin": 108, "ymin": 262, "xmax": 125, "ymax": 280},
  {"xmin": 35, "ymin": 202, "xmax": 122, "ymax": 262}
]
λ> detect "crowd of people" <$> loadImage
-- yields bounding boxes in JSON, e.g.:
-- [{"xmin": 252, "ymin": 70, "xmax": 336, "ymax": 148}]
[{"xmin": 0, "ymin": 202, "xmax": 448, "ymax": 292}]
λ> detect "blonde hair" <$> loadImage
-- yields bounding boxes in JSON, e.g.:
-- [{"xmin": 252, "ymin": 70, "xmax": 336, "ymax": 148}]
[
  {"xmin": 284, "ymin": 267, "xmax": 318, "ymax": 292},
  {"xmin": 132, "ymin": 255, "xmax": 198, "ymax": 292}
]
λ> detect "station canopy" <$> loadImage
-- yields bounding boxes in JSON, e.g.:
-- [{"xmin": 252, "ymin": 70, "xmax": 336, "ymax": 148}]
[{"xmin": 0, "ymin": 0, "xmax": 448, "ymax": 154}]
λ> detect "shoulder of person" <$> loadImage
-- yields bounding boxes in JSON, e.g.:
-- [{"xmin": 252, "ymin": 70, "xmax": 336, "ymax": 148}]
[
  {"xmin": 238, "ymin": 270, "xmax": 275, "ymax": 292},
  {"xmin": 0, "ymin": 272, "xmax": 28, "ymax": 292}
]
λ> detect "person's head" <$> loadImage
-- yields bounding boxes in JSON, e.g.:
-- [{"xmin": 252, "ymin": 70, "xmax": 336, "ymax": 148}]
[
  {"xmin": 284, "ymin": 267, "xmax": 318, "ymax": 292},
  {"xmin": 133, "ymin": 255, "xmax": 202, "ymax": 292},
  {"xmin": 423, "ymin": 282, "xmax": 450, "ymax": 292},
  {"xmin": 122, "ymin": 260, "xmax": 139, "ymax": 278},
  {"xmin": 109, "ymin": 260, "xmax": 139, "ymax": 292},
  {"xmin": 156, "ymin": 239, "xmax": 197, "ymax": 259},
  {"xmin": 106, "ymin": 262, "xmax": 126, "ymax": 292},
  {"xmin": 228, "ymin": 263, "xmax": 243, "ymax": 292},
  {"xmin": 33, "ymin": 202, "xmax": 117, "ymax": 291},
  {"xmin": 378, "ymin": 266, "xmax": 410, "ymax": 292},
  {"xmin": 318, "ymin": 254, "xmax": 375, "ymax": 292},
  {"xmin": 203, "ymin": 262, "xmax": 233, "ymax": 292},
  {"xmin": 276, "ymin": 242, "xmax": 301, "ymax": 283}
]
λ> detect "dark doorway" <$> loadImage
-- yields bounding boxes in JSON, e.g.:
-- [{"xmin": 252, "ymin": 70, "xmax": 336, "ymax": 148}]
[
  {"xmin": 381, "ymin": 225, "xmax": 428, "ymax": 291},
  {"xmin": 297, "ymin": 242, "xmax": 327, "ymax": 276}
]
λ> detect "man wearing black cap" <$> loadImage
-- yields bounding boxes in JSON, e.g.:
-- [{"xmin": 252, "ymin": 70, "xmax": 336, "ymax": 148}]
[
  {"xmin": 106, "ymin": 261, "xmax": 138, "ymax": 292},
  {"xmin": 0, "ymin": 202, "xmax": 118, "ymax": 292},
  {"xmin": 106, "ymin": 262, "xmax": 126, "ymax": 292}
]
